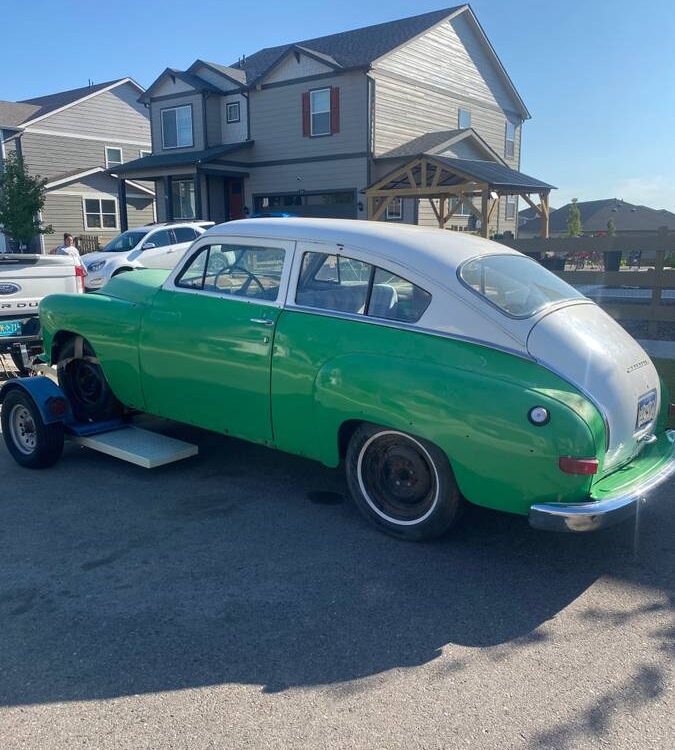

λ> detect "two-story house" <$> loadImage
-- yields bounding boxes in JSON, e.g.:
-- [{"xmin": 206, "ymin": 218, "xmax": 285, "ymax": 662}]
[
  {"xmin": 115, "ymin": 6, "xmax": 550, "ymax": 237},
  {"xmin": 0, "ymin": 78, "xmax": 155, "ymax": 252}
]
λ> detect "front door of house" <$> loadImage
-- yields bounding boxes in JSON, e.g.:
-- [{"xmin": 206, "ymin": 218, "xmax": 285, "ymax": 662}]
[{"xmin": 228, "ymin": 180, "xmax": 244, "ymax": 220}]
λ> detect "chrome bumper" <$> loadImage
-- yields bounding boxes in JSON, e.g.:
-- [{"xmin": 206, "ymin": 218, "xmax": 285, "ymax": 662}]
[{"xmin": 529, "ymin": 448, "xmax": 675, "ymax": 532}]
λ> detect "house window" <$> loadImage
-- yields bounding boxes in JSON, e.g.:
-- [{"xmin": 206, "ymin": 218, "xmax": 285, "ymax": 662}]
[
  {"xmin": 505, "ymin": 120, "xmax": 516, "ymax": 158},
  {"xmin": 310, "ymin": 88, "xmax": 331, "ymax": 136},
  {"xmin": 505, "ymin": 195, "xmax": 517, "ymax": 220},
  {"xmin": 172, "ymin": 179, "xmax": 196, "ymax": 219},
  {"xmin": 105, "ymin": 147, "xmax": 123, "ymax": 168},
  {"xmin": 226, "ymin": 101, "xmax": 240, "ymax": 123},
  {"xmin": 458, "ymin": 108, "xmax": 471, "ymax": 129},
  {"xmin": 451, "ymin": 197, "xmax": 472, "ymax": 216},
  {"xmin": 162, "ymin": 105, "xmax": 193, "ymax": 149},
  {"xmin": 83, "ymin": 198, "xmax": 118, "ymax": 230},
  {"xmin": 139, "ymin": 149, "xmax": 151, "ymax": 158},
  {"xmin": 386, "ymin": 198, "xmax": 403, "ymax": 220}
]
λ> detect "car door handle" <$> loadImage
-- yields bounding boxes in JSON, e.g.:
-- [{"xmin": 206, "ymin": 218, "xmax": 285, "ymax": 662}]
[{"xmin": 250, "ymin": 318, "xmax": 274, "ymax": 326}]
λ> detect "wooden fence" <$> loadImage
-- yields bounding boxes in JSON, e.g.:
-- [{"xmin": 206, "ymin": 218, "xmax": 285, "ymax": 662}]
[{"xmin": 498, "ymin": 229, "xmax": 675, "ymax": 338}]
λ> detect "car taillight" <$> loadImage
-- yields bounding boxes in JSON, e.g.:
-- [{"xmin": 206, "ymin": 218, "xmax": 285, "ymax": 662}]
[
  {"xmin": 670, "ymin": 403, "xmax": 675, "ymax": 417},
  {"xmin": 559, "ymin": 457, "xmax": 599, "ymax": 475},
  {"xmin": 75, "ymin": 264, "xmax": 86, "ymax": 293}
]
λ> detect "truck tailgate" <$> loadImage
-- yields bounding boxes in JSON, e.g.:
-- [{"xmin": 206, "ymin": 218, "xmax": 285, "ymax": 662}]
[{"xmin": 0, "ymin": 254, "xmax": 78, "ymax": 317}]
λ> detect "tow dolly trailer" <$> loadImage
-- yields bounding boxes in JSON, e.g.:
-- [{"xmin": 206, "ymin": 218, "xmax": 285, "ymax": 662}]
[{"xmin": 0, "ymin": 376, "xmax": 198, "ymax": 469}]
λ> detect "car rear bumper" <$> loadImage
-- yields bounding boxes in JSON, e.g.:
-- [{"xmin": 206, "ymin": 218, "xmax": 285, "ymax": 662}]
[{"xmin": 529, "ymin": 430, "xmax": 675, "ymax": 532}]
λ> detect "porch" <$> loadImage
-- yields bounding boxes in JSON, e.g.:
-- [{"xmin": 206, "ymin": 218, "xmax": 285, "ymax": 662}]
[{"xmin": 111, "ymin": 142, "xmax": 253, "ymax": 230}]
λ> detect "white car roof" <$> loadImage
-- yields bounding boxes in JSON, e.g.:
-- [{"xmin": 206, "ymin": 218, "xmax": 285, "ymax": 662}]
[{"xmin": 207, "ymin": 218, "xmax": 520, "ymax": 279}]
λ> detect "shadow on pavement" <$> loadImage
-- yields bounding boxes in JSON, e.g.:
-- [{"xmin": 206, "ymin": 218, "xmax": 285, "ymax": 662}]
[{"xmin": 0, "ymin": 422, "xmax": 672, "ymax": 704}]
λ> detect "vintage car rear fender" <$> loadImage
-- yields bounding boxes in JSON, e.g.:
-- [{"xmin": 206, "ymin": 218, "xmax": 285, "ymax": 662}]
[{"xmin": 272, "ymin": 311, "xmax": 605, "ymax": 515}]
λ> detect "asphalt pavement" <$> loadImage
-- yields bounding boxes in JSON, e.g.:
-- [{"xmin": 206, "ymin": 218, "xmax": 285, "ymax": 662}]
[{"xmin": 0, "ymin": 412, "xmax": 673, "ymax": 749}]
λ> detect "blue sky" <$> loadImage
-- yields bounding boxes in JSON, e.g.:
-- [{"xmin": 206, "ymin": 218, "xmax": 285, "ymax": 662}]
[{"xmin": 2, "ymin": 0, "xmax": 674, "ymax": 210}]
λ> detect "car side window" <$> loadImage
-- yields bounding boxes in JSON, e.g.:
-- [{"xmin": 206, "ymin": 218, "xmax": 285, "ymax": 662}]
[
  {"xmin": 296, "ymin": 252, "xmax": 431, "ymax": 322},
  {"xmin": 174, "ymin": 227, "xmax": 197, "ymax": 243},
  {"xmin": 175, "ymin": 244, "xmax": 285, "ymax": 301},
  {"xmin": 147, "ymin": 229, "xmax": 173, "ymax": 248},
  {"xmin": 296, "ymin": 252, "xmax": 373, "ymax": 314},
  {"xmin": 369, "ymin": 268, "xmax": 432, "ymax": 323}
]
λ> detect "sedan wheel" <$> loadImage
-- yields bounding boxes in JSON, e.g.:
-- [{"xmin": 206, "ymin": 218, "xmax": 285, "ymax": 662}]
[{"xmin": 346, "ymin": 423, "xmax": 462, "ymax": 541}]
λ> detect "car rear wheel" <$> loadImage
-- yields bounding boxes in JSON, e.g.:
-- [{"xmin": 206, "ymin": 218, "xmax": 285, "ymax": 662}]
[
  {"xmin": 57, "ymin": 338, "xmax": 123, "ymax": 423},
  {"xmin": 345, "ymin": 423, "xmax": 462, "ymax": 541},
  {"xmin": 1, "ymin": 389, "xmax": 64, "ymax": 468}
]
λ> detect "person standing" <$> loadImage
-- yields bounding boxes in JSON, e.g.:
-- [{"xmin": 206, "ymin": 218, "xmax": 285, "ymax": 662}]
[{"xmin": 52, "ymin": 233, "xmax": 81, "ymax": 261}]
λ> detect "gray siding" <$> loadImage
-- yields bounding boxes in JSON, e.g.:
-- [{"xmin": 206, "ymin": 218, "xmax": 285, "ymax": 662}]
[
  {"xmin": 32, "ymin": 83, "xmax": 150, "ymax": 145},
  {"xmin": 150, "ymin": 93, "xmax": 205, "ymax": 153},
  {"xmin": 19, "ymin": 131, "xmax": 151, "ymax": 181},
  {"xmin": 248, "ymin": 71, "xmax": 368, "ymax": 162},
  {"xmin": 43, "ymin": 193, "xmax": 153, "ymax": 251},
  {"xmin": 221, "ymin": 94, "xmax": 248, "ymax": 144},
  {"xmin": 264, "ymin": 53, "xmax": 334, "ymax": 84},
  {"xmin": 205, "ymin": 95, "xmax": 222, "ymax": 148}
]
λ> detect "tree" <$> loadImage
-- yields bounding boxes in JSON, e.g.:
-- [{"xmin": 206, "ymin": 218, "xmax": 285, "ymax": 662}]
[
  {"xmin": 0, "ymin": 153, "xmax": 52, "ymax": 249},
  {"xmin": 607, "ymin": 217, "xmax": 616, "ymax": 236},
  {"xmin": 566, "ymin": 198, "xmax": 582, "ymax": 237}
]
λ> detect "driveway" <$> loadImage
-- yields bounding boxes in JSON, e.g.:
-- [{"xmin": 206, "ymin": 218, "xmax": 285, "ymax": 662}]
[{"xmin": 0, "ymin": 410, "xmax": 672, "ymax": 749}]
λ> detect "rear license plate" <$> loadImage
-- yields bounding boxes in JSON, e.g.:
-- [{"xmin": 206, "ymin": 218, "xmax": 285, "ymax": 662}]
[
  {"xmin": 0, "ymin": 320, "xmax": 21, "ymax": 337},
  {"xmin": 636, "ymin": 389, "xmax": 657, "ymax": 430}
]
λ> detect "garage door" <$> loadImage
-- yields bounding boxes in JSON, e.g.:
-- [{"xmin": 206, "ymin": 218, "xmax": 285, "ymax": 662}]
[{"xmin": 254, "ymin": 190, "xmax": 357, "ymax": 219}]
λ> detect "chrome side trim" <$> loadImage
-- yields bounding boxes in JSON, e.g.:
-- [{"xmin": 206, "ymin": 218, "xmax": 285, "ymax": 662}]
[{"xmin": 529, "ymin": 435, "xmax": 675, "ymax": 532}]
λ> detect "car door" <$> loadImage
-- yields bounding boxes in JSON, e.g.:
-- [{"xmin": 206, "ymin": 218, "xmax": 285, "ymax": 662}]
[
  {"xmin": 139, "ymin": 237, "xmax": 294, "ymax": 444},
  {"xmin": 138, "ymin": 228, "xmax": 175, "ymax": 269},
  {"xmin": 166, "ymin": 226, "xmax": 200, "ymax": 268}
]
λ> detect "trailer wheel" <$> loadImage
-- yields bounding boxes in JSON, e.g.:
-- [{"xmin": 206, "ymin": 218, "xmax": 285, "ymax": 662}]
[
  {"xmin": 1, "ymin": 389, "xmax": 64, "ymax": 468},
  {"xmin": 57, "ymin": 338, "xmax": 123, "ymax": 423}
]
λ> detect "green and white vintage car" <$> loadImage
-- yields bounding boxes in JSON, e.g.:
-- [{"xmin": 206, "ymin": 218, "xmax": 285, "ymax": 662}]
[{"xmin": 9, "ymin": 218, "xmax": 675, "ymax": 539}]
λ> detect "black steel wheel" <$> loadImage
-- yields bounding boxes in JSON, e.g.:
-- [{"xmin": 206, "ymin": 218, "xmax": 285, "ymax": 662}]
[
  {"xmin": 57, "ymin": 338, "xmax": 122, "ymax": 423},
  {"xmin": 346, "ymin": 423, "xmax": 462, "ymax": 541},
  {"xmin": 1, "ymin": 389, "xmax": 64, "ymax": 468}
]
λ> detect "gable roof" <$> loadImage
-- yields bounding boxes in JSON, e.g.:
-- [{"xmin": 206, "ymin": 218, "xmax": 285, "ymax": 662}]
[
  {"xmin": 140, "ymin": 68, "xmax": 227, "ymax": 102},
  {"xmin": 0, "ymin": 78, "xmax": 144, "ymax": 129},
  {"xmin": 189, "ymin": 60, "xmax": 247, "ymax": 87},
  {"xmin": 519, "ymin": 198, "xmax": 675, "ymax": 234},
  {"xmin": 379, "ymin": 127, "xmax": 505, "ymax": 163},
  {"xmin": 230, "ymin": 6, "xmax": 464, "ymax": 85}
]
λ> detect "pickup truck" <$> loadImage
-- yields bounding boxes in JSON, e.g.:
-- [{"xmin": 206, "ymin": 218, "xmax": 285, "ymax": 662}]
[{"xmin": 0, "ymin": 253, "xmax": 85, "ymax": 373}]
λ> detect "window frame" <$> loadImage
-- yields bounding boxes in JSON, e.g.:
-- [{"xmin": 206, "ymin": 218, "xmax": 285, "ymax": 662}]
[
  {"xmin": 385, "ymin": 198, "xmax": 403, "ymax": 221},
  {"xmin": 309, "ymin": 87, "xmax": 331, "ymax": 137},
  {"xmin": 458, "ymin": 108, "xmax": 471, "ymax": 129},
  {"xmin": 505, "ymin": 120, "xmax": 516, "ymax": 158},
  {"xmin": 165, "ymin": 236, "xmax": 295, "ymax": 309},
  {"xmin": 82, "ymin": 196, "xmax": 119, "ymax": 231},
  {"xmin": 161, "ymin": 104, "xmax": 194, "ymax": 150},
  {"xmin": 225, "ymin": 101, "xmax": 241, "ymax": 124},
  {"xmin": 505, "ymin": 194, "xmax": 517, "ymax": 220},
  {"xmin": 139, "ymin": 149, "xmax": 151, "ymax": 158},
  {"xmin": 171, "ymin": 178, "xmax": 197, "ymax": 220},
  {"xmin": 104, "ymin": 146, "xmax": 123, "ymax": 168}
]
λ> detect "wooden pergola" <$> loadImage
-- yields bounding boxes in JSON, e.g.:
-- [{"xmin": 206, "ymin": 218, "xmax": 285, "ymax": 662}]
[{"xmin": 366, "ymin": 155, "xmax": 555, "ymax": 238}]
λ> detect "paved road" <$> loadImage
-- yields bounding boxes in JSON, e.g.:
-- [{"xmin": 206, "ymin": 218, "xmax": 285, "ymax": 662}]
[{"xmin": 0, "ymin": 415, "xmax": 672, "ymax": 750}]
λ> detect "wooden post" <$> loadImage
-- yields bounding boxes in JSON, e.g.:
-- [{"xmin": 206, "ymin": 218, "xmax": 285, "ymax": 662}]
[
  {"xmin": 540, "ymin": 192, "xmax": 550, "ymax": 239},
  {"xmin": 480, "ymin": 190, "xmax": 489, "ymax": 238},
  {"xmin": 438, "ymin": 197, "xmax": 447, "ymax": 228}
]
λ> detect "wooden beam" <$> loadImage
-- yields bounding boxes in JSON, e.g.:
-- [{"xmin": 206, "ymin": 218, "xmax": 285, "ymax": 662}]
[
  {"xmin": 428, "ymin": 198, "xmax": 441, "ymax": 224},
  {"xmin": 438, "ymin": 197, "xmax": 447, "ymax": 228},
  {"xmin": 487, "ymin": 197, "xmax": 499, "ymax": 224},
  {"xmin": 365, "ymin": 185, "xmax": 490, "ymax": 198},
  {"xmin": 368, "ymin": 160, "xmax": 421, "ymax": 192},
  {"xmin": 372, "ymin": 196, "xmax": 394, "ymax": 221},
  {"xmin": 520, "ymin": 193, "xmax": 543, "ymax": 217},
  {"xmin": 540, "ymin": 192, "xmax": 550, "ymax": 239},
  {"xmin": 406, "ymin": 169, "xmax": 417, "ymax": 189},
  {"xmin": 481, "ymin": 190, "xmax": 489, "ymax": 238},
  {"xmin": 430, "ymin": 164, "xmax": 442, "ymax": 188},
  {"xmin": 420, "ymin": 160, "xmax": 427, "ymax": 189}
]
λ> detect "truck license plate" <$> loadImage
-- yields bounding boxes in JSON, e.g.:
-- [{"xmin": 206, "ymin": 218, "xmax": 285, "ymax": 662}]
[
  {"xmin": 636, "ymin": 389, "xmax": 657, "ymax": 430},
  {"xmin": 0, "ymin": 320, "xmax": 21, "ymax": 337}
]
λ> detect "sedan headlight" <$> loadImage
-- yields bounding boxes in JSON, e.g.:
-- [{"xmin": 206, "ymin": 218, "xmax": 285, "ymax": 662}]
[{"xmin": 88, "ymin": 260, "xmax": 106, "ymax": 272}]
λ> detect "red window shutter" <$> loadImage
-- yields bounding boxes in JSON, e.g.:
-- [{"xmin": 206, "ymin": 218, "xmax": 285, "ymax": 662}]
[
  {"xmin": 330, "ymin": 86, "xmax": 340, "ymax": 134},
  {"xmin": 302, "ymin": 91, "xmax": 310, "ymax": 136}
]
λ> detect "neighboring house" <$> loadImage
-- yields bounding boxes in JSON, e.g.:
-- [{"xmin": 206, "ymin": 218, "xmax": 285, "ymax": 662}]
[
  {"xmin": 519, "ymin": 203, "xmax": 556, "ymax": 227},
  {"xmin": 0, "ymin": 79, "xmax": 155, "ymax": 252},
  {"xmin": 115, "ymin": 5, "xmax": 544, "ymax": 236},
  {"xmin": 519, "ymin": 198, "xmax": 675, "ymax": 238}
]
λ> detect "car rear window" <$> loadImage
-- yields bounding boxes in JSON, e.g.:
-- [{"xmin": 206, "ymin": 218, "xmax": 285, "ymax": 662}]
[{"xmin": 459, "ymin": 254, "xmax": 583, "ymax": 318}]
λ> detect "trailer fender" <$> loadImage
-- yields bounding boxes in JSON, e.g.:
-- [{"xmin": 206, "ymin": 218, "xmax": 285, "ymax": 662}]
[{"xmin": 0, "ymin": 376, "xmax": 73, "ymax": 425}]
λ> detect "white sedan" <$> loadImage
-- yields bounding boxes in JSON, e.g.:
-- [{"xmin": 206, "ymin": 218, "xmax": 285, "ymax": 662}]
[{"xmin": 83, "ymin": 221, "xmax": 213, "ymax": 291}]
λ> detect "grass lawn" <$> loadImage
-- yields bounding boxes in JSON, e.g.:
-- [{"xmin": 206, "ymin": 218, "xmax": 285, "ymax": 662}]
[{"xmin": 653, "ymin": 358, "xmax": 675, "ymax": 428}]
